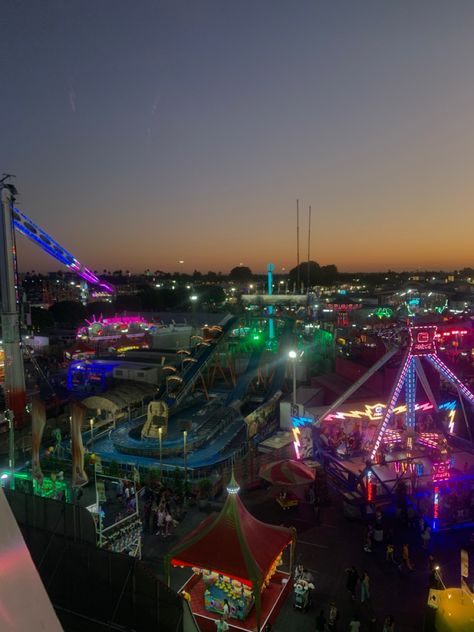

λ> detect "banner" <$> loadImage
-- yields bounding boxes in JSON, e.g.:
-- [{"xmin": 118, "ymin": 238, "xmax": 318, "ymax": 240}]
[
  {"xmin": 71, "ymin": 402, "xmax": 88, "ymax": 487},
  {"xmin": 31, "ymin": 397, "xmax": 46, "ymax": 485}
]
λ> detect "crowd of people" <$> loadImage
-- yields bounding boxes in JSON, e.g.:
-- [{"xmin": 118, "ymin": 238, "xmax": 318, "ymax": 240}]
[{"xmin": 140, "ymin": 482, "xmax": 182, "ymax": 537}]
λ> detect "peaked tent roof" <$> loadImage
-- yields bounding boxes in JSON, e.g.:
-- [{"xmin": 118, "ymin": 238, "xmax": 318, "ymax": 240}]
[{"xmin": 167, "ymin": 474, "xmax": 294, "ymax": 587}]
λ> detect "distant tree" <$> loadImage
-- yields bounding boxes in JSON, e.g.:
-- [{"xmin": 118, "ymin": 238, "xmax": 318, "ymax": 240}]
[
  {"xmin": 49, "ymin": 300, "xmax": 86, "ymax": 326},
  {"xmin": 199, "ymin": 286, "xmax": 226, "ymax": 310},
  {"xmin": 192, "ymin": 269, "xmax": 202, "ymax": 279},
  {"xmin": 288, "ymin": 261, "xmax": 338, "ymax": 287},
  {"xmin": 207, "ymin": 271, "xmax": 218, "ymax": 279},
  {"xmin": 229, "ymin": 266, "xmax": 253, "ymax": 282}
]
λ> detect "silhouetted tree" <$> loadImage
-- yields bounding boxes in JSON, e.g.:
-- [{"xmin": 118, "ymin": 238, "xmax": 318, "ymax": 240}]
[
  {"xmin": 229, "ymin": 266, "xmax": 253, "ymax": 282},
  {"xmin": 49, "ymin": 301, "xmax": 86, "ymax": 326}
]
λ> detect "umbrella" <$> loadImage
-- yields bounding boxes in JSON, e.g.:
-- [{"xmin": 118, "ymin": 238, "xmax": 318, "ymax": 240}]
[{"xmin": 259, "ymin": 459, "xmax": 316, "ymax": 486}]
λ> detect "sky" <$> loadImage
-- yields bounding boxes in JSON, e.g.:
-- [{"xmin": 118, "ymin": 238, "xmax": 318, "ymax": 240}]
[{"xmin": 2, "ymin": 0, "xmax": 474, "ymax": 275}]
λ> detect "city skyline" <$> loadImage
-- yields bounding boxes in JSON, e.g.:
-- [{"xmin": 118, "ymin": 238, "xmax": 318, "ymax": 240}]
[{"xmin": 2, "ymin": 1, "xmax": 474, "ymax": 274}]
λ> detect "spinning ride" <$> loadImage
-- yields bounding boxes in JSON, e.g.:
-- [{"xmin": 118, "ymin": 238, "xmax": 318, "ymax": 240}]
[{"xmin": 316, "ymin": 324, "xmax": 474, "ymax": 529}]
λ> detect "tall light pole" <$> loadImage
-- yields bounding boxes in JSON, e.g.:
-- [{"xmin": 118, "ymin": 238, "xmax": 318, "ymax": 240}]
[
  {"xmin": 190, "ymin": 294, "xmax": 198, "ymax": 329},
  {"xmin": 289, "ymin": 350, "xmax": 297, "ymax": 406},
  {"xmin": 90, "ymin": 418, "xmax": 95, "ymax": 450},
  {"xmin": 158, "ymin": 426, "xmax": 163, "ymax": 478},
  {"xmin": 183, "ymin": 429, "xmax": 188, "ymax": 498}
]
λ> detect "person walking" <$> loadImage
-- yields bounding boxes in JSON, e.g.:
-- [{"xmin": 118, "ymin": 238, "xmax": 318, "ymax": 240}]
[
  {"xmin": 328, "ymin": 601, "xmax": 339, "ymax": 631},
  {"xmin": 349, "ymin": 614, "xmax": 361, "ymax": 631},
  {"xmin": 360, "ymin": 571, "xmax": 370, "ymax": 603},
  {"xmin": 421, "ymin": 525, "xmax": 431, "ymax": 550},
  {"xmin": 315, "ymin": 609, "xmax": 326, "ymax": 631},
  {"xmin": 156, "ymin": 507, "xmax": 165, "ymax": 536},
  {"xmin": 364, "ymin": 526, "xmax": 373, "ymax": 553},
  {"xmin": 401, "ymin": 543, "xmax": 414, "ymax": 571},
  {"xmin": 165, "ymin": 510, "xmax": 173, "ymax": 537},
  {"xmin": 386, "ymin": 543, "xmax": 395, "ymax": 563},
  {"xmin": 345, "ymin": 566, "xmax": 359, "ymax": 599}
]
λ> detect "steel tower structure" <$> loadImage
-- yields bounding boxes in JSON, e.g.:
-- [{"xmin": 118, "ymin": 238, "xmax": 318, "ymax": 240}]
[{"xmin": 0, "ymin": 179, "xmax": 114, "ymax": 426}]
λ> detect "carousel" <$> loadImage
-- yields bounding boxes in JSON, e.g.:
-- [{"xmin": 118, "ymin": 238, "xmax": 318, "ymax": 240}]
[{"xmin": 165, "ymin": 472, "xmax": 296, "ymax": 632}]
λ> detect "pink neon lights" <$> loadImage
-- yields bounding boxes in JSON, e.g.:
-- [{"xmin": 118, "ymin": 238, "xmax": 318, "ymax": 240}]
[
  {"xmin": 409, "ymin": 325, "xmax": 437, "ymax": 356},
  {"xmin": 435, "ymin": 329, "xmax": 468, "ymax": 338},
  {"xmin": 433, "ymin": 485, "xmax": 440, "ymax": 520},
  {"xmin": 367, "ymin": 471, "xmax": 374, "ymax": 501},
  {"xmin": 432, "ymin": 461, "xmax": 450, "ymax": 483},
  {"xmin": 427, "ymin": 354, "xmax": 474, "ymax": 404},
  {"xmin": 371, "ymin": 352, "xmax": 412, "ymax": 459}
]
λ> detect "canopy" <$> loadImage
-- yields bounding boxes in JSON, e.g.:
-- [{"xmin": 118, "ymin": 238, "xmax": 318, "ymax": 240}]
[
  {"xmin": 82, "ymin": 382, "xmax": 156, "ymax": 412},
  {"xmin": 166, "ymin": 474, "xmax": 294, "ymax": 588},
  {"xmin": 259, "ymin": 459, "xmax": 315, "ymax": 486}
]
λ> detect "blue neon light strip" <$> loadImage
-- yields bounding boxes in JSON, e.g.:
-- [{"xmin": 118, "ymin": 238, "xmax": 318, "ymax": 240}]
[
  {"xmin": 12, "ymin": 207, "xmax": 113, "ymax": 292},
  {"xmin": 405, "ymin": 357, "xmax": 416, "ymax": 430}
]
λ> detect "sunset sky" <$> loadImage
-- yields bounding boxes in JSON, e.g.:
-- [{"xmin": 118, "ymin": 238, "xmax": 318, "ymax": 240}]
[{"xmin": 2, "ymin": 1, "xmax": 474, "ymax": 275}]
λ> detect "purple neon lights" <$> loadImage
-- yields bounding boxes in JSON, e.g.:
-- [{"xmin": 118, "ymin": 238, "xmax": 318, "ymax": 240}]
[
  {"xmin": 13, "ymin": 206, "xmax": 114, "ymax": 293},
  {"xmin": 427, "ymin": 355, "xmax": 474, "ymax": 404},
  {"xmin": 371, "ymin": 352, "xmax": 412, "ymax": 460}
]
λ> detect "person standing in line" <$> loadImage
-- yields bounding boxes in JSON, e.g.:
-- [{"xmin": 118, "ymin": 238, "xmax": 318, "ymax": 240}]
[
  {"xmin": 328, "ymin": 601, "xmax": 339, "ymax": 631},
  {"xmin": 345, "ymin": 566, "xmax": 359, "ymax": 599},
  {"xmin": 315, "ymin": 609, "xmax": 326, "ymax": 631},
  {"xmin": 360, "ymin": 571, "xmax": 370, "ymax": 603},
  {"xmin": 348, "ymin": 614, "xmax": 361, "ymax": 631}
]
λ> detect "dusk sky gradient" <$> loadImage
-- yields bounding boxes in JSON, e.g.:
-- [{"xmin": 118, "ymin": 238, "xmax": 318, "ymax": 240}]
[{"xmin": 2, "ymin": 1, "xmax": 474, "ymax": 274}]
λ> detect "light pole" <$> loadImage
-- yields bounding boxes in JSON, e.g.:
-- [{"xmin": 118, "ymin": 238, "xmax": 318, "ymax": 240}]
[
  {"xmin": 158, "ymin": 426, "xmax": 163, "ymax": 478},
  {"xmin": 289, "ymin": 350, "xmax": 297, "ymax": 406},
  {"xmin": 90, "ymin": 418, "xmax": 95, "ymax": 450},
  {"xmin": 190, "ymin": 294, "xmax": 198, "ymax": 329},
  {"xmin": 183, "ymin": 429, "xmax": 188, "ymax": 499}
]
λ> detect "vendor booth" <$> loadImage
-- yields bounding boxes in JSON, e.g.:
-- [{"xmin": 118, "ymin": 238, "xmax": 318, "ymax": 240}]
[{"xmin": 165, "ymin": 472, "xmax": 296, "ymax": 632}]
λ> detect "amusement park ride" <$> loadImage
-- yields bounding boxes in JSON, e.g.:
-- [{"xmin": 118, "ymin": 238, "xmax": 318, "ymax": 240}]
[
  {"xmin": 310, "ymin": 323, "xmax": 474, "ymax": 529},
  {"xmin": 1, "ymin": 176, "xmax": 114, "ymax": 426}
]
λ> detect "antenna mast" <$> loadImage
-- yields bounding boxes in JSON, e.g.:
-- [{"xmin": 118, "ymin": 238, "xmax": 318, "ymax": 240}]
[{"xmin": 296, "ymin": 199, "xmax": 300, "ymax": 293}]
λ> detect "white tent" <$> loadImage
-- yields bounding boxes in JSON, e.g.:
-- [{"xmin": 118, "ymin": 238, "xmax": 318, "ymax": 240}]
[{"xmin": 0, "ymin": 488, "xmax": 63, "ymax": 631}]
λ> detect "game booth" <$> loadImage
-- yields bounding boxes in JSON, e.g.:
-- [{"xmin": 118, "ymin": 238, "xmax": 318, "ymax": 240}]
[{"xmin": 165, "ymin": 473, "xmax": 296, "ymax": 632}]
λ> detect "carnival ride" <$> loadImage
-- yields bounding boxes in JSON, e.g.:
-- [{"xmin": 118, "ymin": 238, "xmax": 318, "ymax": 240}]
[
  {"xmin": 312, "ymin": 323, "xmax": 474, "ymax": 529},
  {"xmin": 81, "ymin": 315, "xmax": 294, "ymax": 470},
  {"xmin": 1, "ymin": 180, "xmax": 113, "ymax": 426}
]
